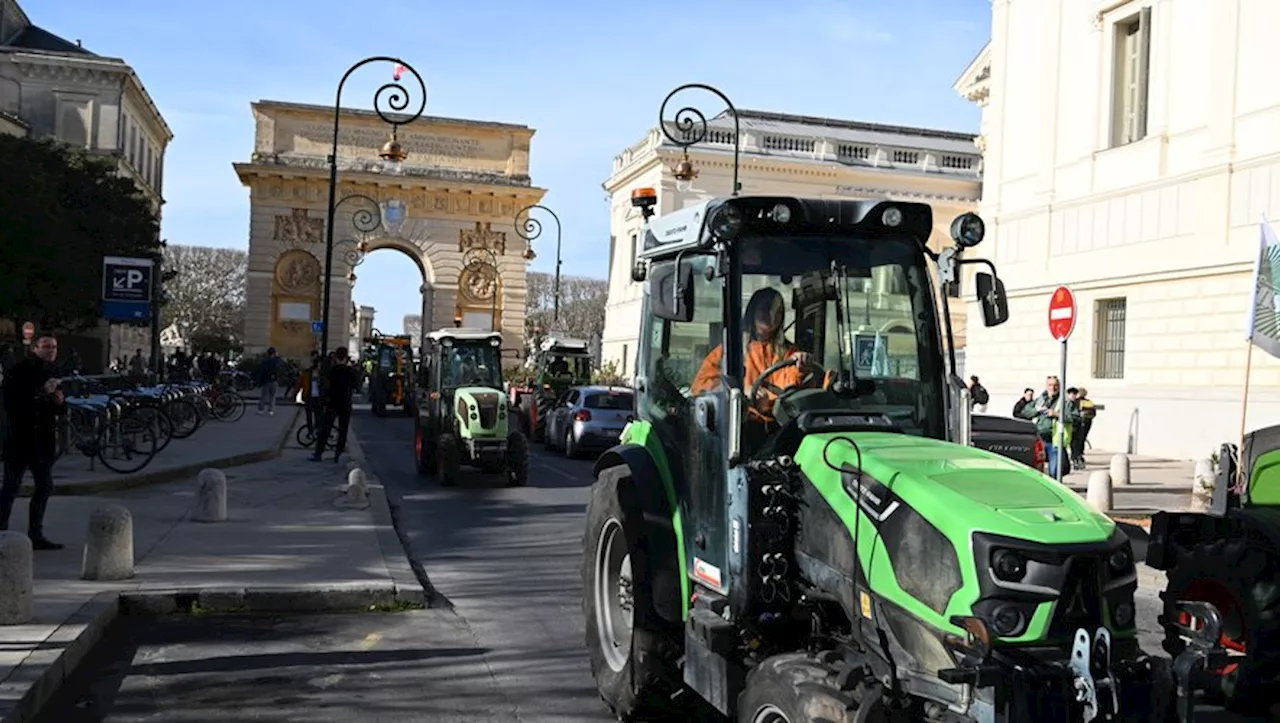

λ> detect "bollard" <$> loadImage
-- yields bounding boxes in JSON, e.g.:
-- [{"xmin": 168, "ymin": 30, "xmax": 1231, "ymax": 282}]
[
  {"xmin": 81, "ymin": 504, "xmax": 134, "ymax": 581},
  {"xmin": 193, "ymin": 468, "xmax": 227, "ymax": 523},
  {"xmin": 0, "ymin": 532, "xmax": 33, "ymax": 625},
  {"xmin": 1086, "ymin": 470, "xmax": 1113, "ymax": 514},
  {"xmin": 1110, "ymin": 453, "xmax": 1131, "ymax": 486},
  {"xmin": 1190, "ymin": 458, "xmax": 1215, "ymax": 513},
  {"xmin": 346, "ymin": 468, "xmax": 369, "ymax": 506}
]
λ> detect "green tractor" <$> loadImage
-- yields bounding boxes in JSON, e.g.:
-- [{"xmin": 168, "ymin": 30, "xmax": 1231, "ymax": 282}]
[
  {"xmin": 517, "ymin": 335, "xmax": 593, "ymax": 442},
  {"xmin": 1145, "ymin": 425, "xmax": 1280, "ymax": 716},
  {"xmin": 581, "ymin": 192, "xmax": 1228, "ymax": 722},
  {"xmin": 413, "ymin": 328, "xmax": 529, "ymax": 487}
]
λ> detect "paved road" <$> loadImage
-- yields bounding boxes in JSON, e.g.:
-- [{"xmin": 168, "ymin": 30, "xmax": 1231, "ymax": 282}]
[{"xmin": 355, "ymin": 411, "xmax": 1260, "ymax": 723}]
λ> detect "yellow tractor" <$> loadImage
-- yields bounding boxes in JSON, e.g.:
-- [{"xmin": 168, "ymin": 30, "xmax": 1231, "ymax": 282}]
[{"xmin": 365, "ymin": 330, "xmax": 416, "ymax": 417}]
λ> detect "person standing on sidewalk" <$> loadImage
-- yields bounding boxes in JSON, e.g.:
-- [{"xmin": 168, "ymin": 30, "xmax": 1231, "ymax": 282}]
[
  {"xmin": 968, "ymin": 375, "xmax": 989, "ymax": 413},
  {"xmin": 311, "ymin": 347, "xmax": 358, "ymax": 463},
  {"xmin": 1071, "ymin": 387, "xmax": 1097, "ymax": 468},
  {"xmin": 256, "ymin": 347, "xmax": 282, "ymax": 416},
  {"xmin": 0, "ymin": 335, "xmax": 66, "ymax": 549},
  {"xmin": 1019, "ymin": 375, "xmax": 1081, "ymax": 479},
  {"xmin": 297, "ymin": 352, "xmax": 322, "ymax": 440}
]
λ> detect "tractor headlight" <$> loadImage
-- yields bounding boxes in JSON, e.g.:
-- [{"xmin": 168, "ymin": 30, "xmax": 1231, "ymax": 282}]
[
  {"xmin": 1108, "ymin": 547, "xmax": 1132, "ymax": 573},
  {"xmin": 989, "ymin": 604, "xmax": 1026, "ymax": 638},
  {"xmin": 881, "ymin": 206, "xmax": 903, "ymax": 227},
  {"xmin": 709, "ymin": 203, "xmax": 744, "ymax": 240},
  {"xmin": 991, "ymin": 550, "xmax": 1027, "ymax": 582}
]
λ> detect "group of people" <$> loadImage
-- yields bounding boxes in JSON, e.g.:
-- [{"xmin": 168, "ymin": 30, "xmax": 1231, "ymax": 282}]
[{"xmin": 1014, "ymin": 377, "xmax": 1097, "ymax": 478}]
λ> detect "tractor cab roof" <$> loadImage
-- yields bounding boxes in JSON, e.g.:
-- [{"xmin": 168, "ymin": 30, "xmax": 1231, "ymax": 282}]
[
  {"xmin": 540, "ymin": 336, "xmax": 590, "ymax": 353},
  {"xmin": 426, "ymin": 328, "xmax": 504, "ymax": 347}
]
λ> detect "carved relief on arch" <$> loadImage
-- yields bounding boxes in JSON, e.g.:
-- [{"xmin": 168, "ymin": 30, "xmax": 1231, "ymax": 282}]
[
  {"xmin": 273, "ymin": 249, "xmax": 322, "ymax": 295},
  {"xmin": 459, "ymin": 261, "xmax": 499, "ymax": 303}
]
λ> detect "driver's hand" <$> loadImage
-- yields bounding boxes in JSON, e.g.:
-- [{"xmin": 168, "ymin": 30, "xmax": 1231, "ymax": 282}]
[{"xmin": 793, "ymin": 351, "xmax": 812, "ymax": 368}]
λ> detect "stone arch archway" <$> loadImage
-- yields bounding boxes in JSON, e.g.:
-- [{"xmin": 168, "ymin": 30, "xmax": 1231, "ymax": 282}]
[{"xmin": 348, "ymin": 237, "xmax": 435, "ymax": 347}]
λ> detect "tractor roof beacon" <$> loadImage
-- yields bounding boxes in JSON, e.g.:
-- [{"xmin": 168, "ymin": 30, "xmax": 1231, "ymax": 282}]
[
  {"xmin": 414, "ymin": 328, "xmax": 529, "ymax": 488},
  {"xmin": 581, "ymin": 191, "xmax": 1228, "ymax": 723}
]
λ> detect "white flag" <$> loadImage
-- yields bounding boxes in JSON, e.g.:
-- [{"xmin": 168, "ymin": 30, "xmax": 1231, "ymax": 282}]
[{"xmin": 1247, "ymin": 213, "xmax": 1280, "ymax": 359}]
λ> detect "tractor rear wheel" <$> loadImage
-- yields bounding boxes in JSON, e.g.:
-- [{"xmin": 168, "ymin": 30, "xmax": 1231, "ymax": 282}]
[
  {"xmin": 436, "ymin": 433, "xmax": 460, "ymax": 487},
  {"xmin": 737, "ymin": 652, "xmax": 880, "ymax": 723},
  {"xmin": 506, "ymin": 431, "xmax": 529, "ymax": 487},
  {"xmin": 582, "ymin": 466, "xmax": 683, "ymax": 720},
  {"xmin": 1160, "ymin": 538, "xmax": 1280, "ymax": 715}
]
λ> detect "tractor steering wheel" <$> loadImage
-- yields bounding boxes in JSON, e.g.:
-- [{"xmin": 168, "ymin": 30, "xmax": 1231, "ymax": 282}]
[{"xmin": 747, "ymin": 356, "xmax": 818, "ymax": 411}]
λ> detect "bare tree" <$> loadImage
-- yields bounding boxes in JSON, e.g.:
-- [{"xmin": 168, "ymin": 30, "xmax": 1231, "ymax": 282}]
[
  {"xmin": 161, "ymin": 244, "xmax": 247, "ymax": 352},
  {"xmin": 524, "ymin": 272, "xmax": 607, "ymax": 359}
]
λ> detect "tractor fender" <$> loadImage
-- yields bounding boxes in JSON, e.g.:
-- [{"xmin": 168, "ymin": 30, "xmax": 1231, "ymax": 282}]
[
  {"xmin": 594, "ymin": 445, "xmax": 684, "ymax": 624},
  {"xmin": 1146, "ymin": 509, "xmax": 1280, "ymax": 571}
]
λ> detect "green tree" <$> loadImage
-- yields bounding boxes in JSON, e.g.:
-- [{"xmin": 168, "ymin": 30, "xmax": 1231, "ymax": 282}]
[{"xmin": 0, "ymin": 134, "xmax": 163, "ymax": 333}]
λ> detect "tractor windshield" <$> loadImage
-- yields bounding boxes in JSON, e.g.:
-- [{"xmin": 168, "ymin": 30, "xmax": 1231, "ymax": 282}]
[
  {"xmin": 733, "ymin": 232, "xmax": 945, "ymax": 438},
  {"xmin": 444, "ymin": 344, "xmax": 503, "ymax": 388},
  {"xmin": 544, "ymin": 353, "xmax": 590, "ymax": 379}
]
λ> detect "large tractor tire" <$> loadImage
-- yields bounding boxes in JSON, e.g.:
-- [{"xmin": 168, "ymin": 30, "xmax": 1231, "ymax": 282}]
[
  {"xmin": 436, "ymin": 433, "xmax": 461, "ymax": 487},
  {"xmin": 1160, "ymin": 538, "xmax": 1280, "ymax": 715},
  {"xmin": 506, "ymin": 431, "xmax": 529, "ymax": 487},
  {"xmin": 736, "ymin": 651, "xmax": 878, "ymax": 723},
  {"xmin": 582, "ymin": 466, "xmax": 683, "ymax": 720}
]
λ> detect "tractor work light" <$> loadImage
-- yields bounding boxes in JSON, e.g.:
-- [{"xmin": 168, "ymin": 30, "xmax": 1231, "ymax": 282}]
[
  {"xmin": 989, "ymin": 604, "xmax": 1025, "ymax": 637},
  {"xmin": 489, "ymin": 338, "xmax": 501, "ymax": 347},
  {"xmin": 951, "ymin": 212, "xmax": 985, "ymax": 247},
  {"xmin": 881, "ymin": 206, "xmax": 903, "ymax": 227},
  {"xmin": 991, "ymin": 549, "xmax": 1027, "ymax": 582},
  {"xmin": 710, "ymin": 203, "xmax": 744, "ymax": 240},
  {"xmin": 770, "ymin": 203, "xmax": 791, "ymax": 223}
]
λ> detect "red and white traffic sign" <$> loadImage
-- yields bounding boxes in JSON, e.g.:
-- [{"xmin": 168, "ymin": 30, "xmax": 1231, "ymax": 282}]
[
  {"xmin": 1048, "ymin": 286, "xmax": 1077, "ymax": 342},
  {"xmin": 21, "ymin": 322, "xmax": 34, "ymax": 341}
]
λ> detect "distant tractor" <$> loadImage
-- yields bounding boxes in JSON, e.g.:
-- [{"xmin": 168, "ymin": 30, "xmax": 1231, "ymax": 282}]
[
  {"xmin": 413, "ymin": 328, "xmax": 529, "ymax": 487},
  {"xmin": 365, "ymin": 331, "xmax": 416, "ymax": 417},
  {"xmin": 518, "ymin": 335, "xmax": 593, "ymax": 442}
]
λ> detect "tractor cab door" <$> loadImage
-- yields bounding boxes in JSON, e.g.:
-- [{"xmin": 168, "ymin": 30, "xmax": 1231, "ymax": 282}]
[{"xmin": 638, "ymin": 253, "xmax": 732, "ymax": 595}]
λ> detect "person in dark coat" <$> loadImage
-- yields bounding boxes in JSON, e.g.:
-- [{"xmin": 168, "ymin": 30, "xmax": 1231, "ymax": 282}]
[
  {"xmin": 310, "ymin": 347, "xmax": 358, "ymax": 464},
  {"xmin": 0, "ymin": 335, "xmax": 67, "ymax": 549}
]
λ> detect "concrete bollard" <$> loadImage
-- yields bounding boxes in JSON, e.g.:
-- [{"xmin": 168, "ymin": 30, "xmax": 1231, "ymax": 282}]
[
  {"xmin": 1086, "ymin": 470, "xmax": 1113, "ymax": 514},
  {"xmin": 1110, "ymin": 454, "xmax": 1131, "ymax": 486},
  {"xmin": 81, "ymin": 504, "xmax": 134, "ymax": 581},
  {"xmin": 1190, "ymin": 458, "xmax": 1215, "ymax": 513},
  {"xmin": 193, "ymin": 468, "xmax": 227, "ymax": 523},
  {"xmin": 0, "ymin": 532, "xmax": 33, "ymax": 625}
]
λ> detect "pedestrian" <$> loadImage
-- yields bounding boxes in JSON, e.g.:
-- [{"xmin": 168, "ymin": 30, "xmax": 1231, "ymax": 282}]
[
  {"xmin": 1072, "ymin": 387, "xmax": 1097, "ymax": 468},
  {"xmin": 311, "ymin": 347, "xmax": 358, "ymax": 463},
  {"xmin": 0, "ymin": 334, "xmax": 66, "ymax": 549},
  {"xmin": 1012, "ymin": 387, "xmax": 1035, "ymax": 418},
  {"xmin": 968, "ymin": 375, "xmax": 989, "ymax": 413},
  {"xmin": 1018, "ymin": 375, "xmax": 1081, "ymax": 479},
  {"xmin": 256, "ymin": 347, "xmax": 283, "ymax": 416},
  {"xmin": 298, "ymin": 351, "xmax": 322, "ymax": 440}
]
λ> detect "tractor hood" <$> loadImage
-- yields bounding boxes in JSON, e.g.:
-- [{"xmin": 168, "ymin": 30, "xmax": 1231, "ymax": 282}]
[
  {"xmin": 801, "ymin": 432, "xmax": 1115, "ymax": 545},
  {"xmin": 453, "ymin": 386, "xmax": 507, "ymax": 437}
]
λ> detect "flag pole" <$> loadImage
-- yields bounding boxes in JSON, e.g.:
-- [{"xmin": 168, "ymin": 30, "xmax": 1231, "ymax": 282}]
[{"xmin": 1237, "ymin": 341, "xmax": 1254, "ymax": 491}]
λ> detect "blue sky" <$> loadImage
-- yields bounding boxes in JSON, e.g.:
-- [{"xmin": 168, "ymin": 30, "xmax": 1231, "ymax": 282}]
[{"xmin": 35, "ymin": 0, "xmax": 989, "ymax": 334}]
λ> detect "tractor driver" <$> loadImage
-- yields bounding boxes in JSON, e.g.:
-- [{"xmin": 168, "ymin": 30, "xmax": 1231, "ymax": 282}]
[{"xmin": 691, "ymin": 288, "xmax": 823, "ymax": 425}]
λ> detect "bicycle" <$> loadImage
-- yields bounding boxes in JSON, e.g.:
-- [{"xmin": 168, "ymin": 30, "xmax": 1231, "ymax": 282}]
[{"xmin": 59, "ymin": 395, "xmax": 159, "ymax": 474}]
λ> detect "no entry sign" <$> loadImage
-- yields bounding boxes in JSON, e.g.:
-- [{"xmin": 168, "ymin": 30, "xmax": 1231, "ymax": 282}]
[{"xmin": 1048, "ymin": 286, "xmax": 1077, "ymax": 342}]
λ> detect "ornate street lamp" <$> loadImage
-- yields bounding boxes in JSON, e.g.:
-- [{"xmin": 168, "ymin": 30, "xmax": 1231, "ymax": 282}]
[
  {"xmin": 659, "ymin": 83, "xmax": 741, "ymax": 196},
  {"xmin": 319, "ymin": 57, "xmax": 426, "ymax": 356},
  {"xmin": 514, "ymin": 204, "xmax": 563, "ymax": 322},
  {"xmin": 332, "ymin": 193, "xmax": 382, "ymax": 284}
]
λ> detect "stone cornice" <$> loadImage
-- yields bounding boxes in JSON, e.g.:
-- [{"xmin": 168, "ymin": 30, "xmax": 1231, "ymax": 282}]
[
  {"xmin": 8, "ymin": 51, "xmax": 172, "ymax": 143},
  {"xmin": 244, "ymin": 152, "xmax": 533, "ymax": 188},
  {"xmin": 953, "ymin": 42, "xmax": 991, "ymax": 107},
  {"xmin": 232, "ymin": 161, "xmax": 547, "ymax": 200},
  {"xmin": 253, "ymin": 99, "xmax": 535, "ymax": 136}
]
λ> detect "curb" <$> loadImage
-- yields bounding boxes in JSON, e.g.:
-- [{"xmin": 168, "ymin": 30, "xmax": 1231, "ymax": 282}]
[
  {"xmin": 30, "ymin": 406, "xmax": 302, "ymax": 497},
  {"xmin": 1066, "ymin": 485, "xmax": 1189, "ymax": 495},
  {"xmin": 0, "ymin": 591, "xmax": 119, "ymax": 723}
]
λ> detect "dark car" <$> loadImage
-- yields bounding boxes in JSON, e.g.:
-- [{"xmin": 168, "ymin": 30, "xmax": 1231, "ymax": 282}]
[{"xmin": 544, "ymin": 385, "xmax": 635, "ymax": 459}]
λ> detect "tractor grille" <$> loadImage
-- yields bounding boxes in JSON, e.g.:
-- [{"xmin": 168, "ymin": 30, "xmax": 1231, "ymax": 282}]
[{"xmin": 472, "ymin": 392, "xmax": 500, "ymax": 429}]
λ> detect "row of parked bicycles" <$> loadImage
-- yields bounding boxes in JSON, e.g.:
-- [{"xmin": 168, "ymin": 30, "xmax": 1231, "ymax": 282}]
[{"xmin": 56, "ymin": 374, "xmax": 250, "ymax": 474}]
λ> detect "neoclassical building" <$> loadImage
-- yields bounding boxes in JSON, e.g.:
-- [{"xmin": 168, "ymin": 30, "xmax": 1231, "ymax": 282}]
[
  {"xmin": 954, "ymin": 0, "xmax": 1280, "ymax": 458},
  {"xmin": 234, "ymin": 100, "xmax": 546, "ymax": 362},
  {"xmin": 600, "ymin": 108, "xmax": 984, "ymax": 379}
]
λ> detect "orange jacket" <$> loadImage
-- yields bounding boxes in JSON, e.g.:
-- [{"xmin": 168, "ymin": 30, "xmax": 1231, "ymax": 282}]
[{"xmin": 691, "ymin": 339, "xmax": 806, "ymax": 415}]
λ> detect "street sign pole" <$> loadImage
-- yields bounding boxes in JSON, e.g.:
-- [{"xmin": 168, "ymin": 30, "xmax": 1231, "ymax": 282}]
[{"xmin": 1047, "ymin": 286, "xmax": 1078, "ymax": 485}]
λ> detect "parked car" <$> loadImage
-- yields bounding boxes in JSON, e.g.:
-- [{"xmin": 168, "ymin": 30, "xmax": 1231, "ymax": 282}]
[{"xmin": 544, "ymin": 385, "xmax": 635, "ymax": 459}]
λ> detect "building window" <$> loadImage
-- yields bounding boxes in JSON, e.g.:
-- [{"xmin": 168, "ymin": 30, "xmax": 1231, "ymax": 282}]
[
  {"xmin": 1092, "ymin": 298, "xmax": 1127, "ymax": 379},
  {"xmin": 1110, "ymin": 7, "xmax": 1152, "ymax": 147}
]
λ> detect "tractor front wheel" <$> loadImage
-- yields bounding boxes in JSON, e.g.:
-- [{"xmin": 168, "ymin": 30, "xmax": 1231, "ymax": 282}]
[
  {"xmin": 436, "ymin": 433, "xmax": 461, "ymax": 487},
  {"xmin": 506, "ymin": 431, "xmax": 529, "ymax": 487},
  {"xmin": 582, "ymin": 467, "xmax": 682, "ymax": 720},
  {"xmin": 1160, "ymin": 539, "xmax": 1280, "ymax": 715},
  {"xmin": 737, "ymin": 652, "xmax": 880, "ymax": 723}
]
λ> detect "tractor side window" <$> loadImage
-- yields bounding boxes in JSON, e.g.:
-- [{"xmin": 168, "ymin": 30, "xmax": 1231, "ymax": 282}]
[{"xmin": 640, "ymin": 254, "xmax": 723, "ymax": 419}]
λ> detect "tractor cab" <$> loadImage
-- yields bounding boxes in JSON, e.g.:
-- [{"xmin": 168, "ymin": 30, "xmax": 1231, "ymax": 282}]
[{"xmin": 365, "ymin": 330, "xmax": 416, "ymax": 417}]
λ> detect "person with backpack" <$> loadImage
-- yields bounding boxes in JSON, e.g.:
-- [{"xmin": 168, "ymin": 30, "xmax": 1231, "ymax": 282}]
[
  {"xmin": 968, "ymin": 375, "xmax": 989, "ymax": 413},
  {"xmin": 255, "ymin": 347, "xmax": 283, "ymax": 416},
  {"xmin": 1071, "ymin": 387, "xmax": 1097, "ymax": 469}
]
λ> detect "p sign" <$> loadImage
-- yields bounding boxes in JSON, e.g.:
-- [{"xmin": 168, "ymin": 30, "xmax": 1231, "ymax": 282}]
[
  {"xmin": 103, "ymin": 256, "xmax": 154, "ymax": 302},
  {"xmin": 1048, "ymin": 286, "xmax": 1077, "ymax": 342}
]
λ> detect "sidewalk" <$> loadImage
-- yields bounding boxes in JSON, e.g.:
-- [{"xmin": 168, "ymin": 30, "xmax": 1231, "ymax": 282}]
[
  {"xmin": 0, "ymin": 414, "xmax": 421, "ymax": 723},
  {"xmin": 29, "ymin": 403, "xmax": 299, "ymax": 495},
  {"xmin": 1062, "ymin": 449, "xmax": 1195, "ymax": 494}
]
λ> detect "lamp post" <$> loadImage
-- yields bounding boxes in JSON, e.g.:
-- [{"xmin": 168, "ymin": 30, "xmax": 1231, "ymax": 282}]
[
  {"xmin": 658, "ymin": 83, "xmax": 741, "ymax": 196},
  {"xmin": 514, "ymin": 204, "xmax": 562, "ymax": 322},
  {"xmin": 319, "ymin": 57, "xmax": 426, "ymax": 356}
]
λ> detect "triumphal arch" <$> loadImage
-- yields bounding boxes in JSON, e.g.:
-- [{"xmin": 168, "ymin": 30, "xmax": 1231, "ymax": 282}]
[{"xmin": 233, "ymin": 100, "xmax": 546, "ymax": 361}]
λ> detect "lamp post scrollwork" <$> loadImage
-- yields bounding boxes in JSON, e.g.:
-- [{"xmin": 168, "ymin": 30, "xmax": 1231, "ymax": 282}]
[
  {"xmin": 332, "ymin": 193, "xmax": 382, "ymax": 284},
  {"xmin": 320, "ymin": 57, "xmax": 426, "ymax": 356},
  {"xmin": 514, "ymin": 204, "xmax": 563, "ymax": 322},
  {"xmin": 658, "ymin": 83, "xmax": 741, "ymax": 197}
]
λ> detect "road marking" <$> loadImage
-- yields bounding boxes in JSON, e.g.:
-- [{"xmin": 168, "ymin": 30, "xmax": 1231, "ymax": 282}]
[{"xmin": 360, "ymin": 632, "xmax": 382, "ymax": 650}]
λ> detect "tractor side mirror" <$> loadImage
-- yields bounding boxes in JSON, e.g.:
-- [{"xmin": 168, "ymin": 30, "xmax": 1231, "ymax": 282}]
[
  {"xmin": 649, "ymin": 259, "xmax": 694, "ymax": 323},
  {"xmin": 975, "ymin": 272, "xmax": 1009, "ymax": 327}
]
